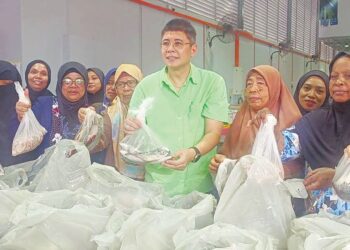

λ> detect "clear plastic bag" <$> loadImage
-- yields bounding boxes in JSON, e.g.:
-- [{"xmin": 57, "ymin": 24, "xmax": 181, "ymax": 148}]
[
  {"xmin": 12, "ymin": 82, "xmax": 47, "ymax": 156},
  {"xmin": 30, "ymin": 139, "xmax": 91, "ymax": 192},
  {"xmin": 120, "ymin": 98, "xmax": 171, "ymax": 165},
  {"xmin": 333, "ymin": 154, "xmax": 350, "ymax": 201},
  {"xmin": 214, "ymin": 115, "xmax": 295, "ymax": 248},
  {"xmin": 75, "ymin": 108, "xmax": 104, "ymax": 151}
]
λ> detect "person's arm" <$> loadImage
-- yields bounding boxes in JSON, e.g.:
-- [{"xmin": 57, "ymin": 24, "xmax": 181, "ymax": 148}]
[
  {"xmin": 304, "ymin": 144, "xmax": 350, "ymax": 191},
  {"xmin": 209, "ymin": 154, "xmax": 226, "ymax": 174},
  {"xmin": 162, "ymin": 118, "xmax": 223, "ymax": 170}
]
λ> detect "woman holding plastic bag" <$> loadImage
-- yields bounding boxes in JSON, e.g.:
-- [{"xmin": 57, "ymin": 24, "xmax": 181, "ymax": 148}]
[
  {"xmin": 293, "ymin": 52, "xmax": 350, "ymax": 215},
  {"xmin": 107, "ymin": 64, "xmax": 144, "ymax": 180},
  {"xmin": 15, "ymin": 61, "xmax": 114, "ymax": 165},
  {"xmin": 210, "ymin": 65, "xmax": 302, "ymax": 179}
]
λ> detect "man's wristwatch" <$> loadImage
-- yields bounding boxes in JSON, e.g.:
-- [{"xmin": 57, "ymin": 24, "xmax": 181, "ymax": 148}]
[{"xmin": 190, "ymin": 146, "xmax": 201, "ymax": 163}]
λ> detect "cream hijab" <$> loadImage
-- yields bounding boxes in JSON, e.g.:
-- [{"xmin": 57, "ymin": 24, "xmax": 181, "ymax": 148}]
[{"xmin": 107, "ymin": 64, "xmax": 143, "ymax": 173}]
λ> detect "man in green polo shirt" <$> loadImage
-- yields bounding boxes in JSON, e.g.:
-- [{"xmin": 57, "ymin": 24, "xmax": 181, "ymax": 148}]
[{"xmin": 125, "ymin": 18, "xmax": 229, "ymax": 196}]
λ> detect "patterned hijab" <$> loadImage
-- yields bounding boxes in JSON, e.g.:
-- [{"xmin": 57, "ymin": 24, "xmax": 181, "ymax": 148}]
[
  {"xmin": 87, "ymin": 67, "xmax": 104, "ymax": 105},
  {"xmin": 294, "ymin": 70, "xmax": 330, "ymax": 115},
  {"xmin": 25, "ymin": 59, "xmax": 53, "ymax": 103},
  {"xmin": 222, "ymin": 65, "xmax": 302, "ymax": 159}
]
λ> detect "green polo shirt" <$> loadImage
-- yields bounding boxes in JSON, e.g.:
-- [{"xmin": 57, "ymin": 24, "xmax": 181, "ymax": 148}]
[{"xmin": 128, "ymin": 64, "xmax": 229, "ymax": 196}]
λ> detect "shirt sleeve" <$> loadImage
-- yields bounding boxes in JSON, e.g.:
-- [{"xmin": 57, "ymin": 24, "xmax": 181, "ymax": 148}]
[
  {"xmin": 202, "ymin": 75, "xmax": 229, "ymax": 123},
  {"xmin": 281, "ymin": 126, "xmax": 301, "ymax": 162}
]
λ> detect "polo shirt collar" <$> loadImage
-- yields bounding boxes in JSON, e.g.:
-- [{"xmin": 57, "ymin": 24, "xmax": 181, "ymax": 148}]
[{"xmin": 161, "ymin": 64, "xmax": 200, "ymax": 88}]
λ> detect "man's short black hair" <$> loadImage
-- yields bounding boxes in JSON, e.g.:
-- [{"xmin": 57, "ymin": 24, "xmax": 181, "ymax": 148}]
[{"xmin": 161, "ymin": 18, "xmax": 196, "ymax": 43}]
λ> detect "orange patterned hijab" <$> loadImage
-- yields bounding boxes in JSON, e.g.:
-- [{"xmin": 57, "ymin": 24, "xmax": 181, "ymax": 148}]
[{"xmin": 222, "ymin": 65, "xmax": 301, "ymax": 159}]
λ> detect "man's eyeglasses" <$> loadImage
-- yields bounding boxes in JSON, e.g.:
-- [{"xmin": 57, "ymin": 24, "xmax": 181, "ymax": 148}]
[
  {"xmin": 161, "ymin": 40, "xmax": 192, "ymax": 50},
  {"xmin": 115, "ymin": 80, "xmax": 138, "ymax": 89},
  {"xmin": 62, "ymin": 78, "xmax": 85, "ymax": 86}
]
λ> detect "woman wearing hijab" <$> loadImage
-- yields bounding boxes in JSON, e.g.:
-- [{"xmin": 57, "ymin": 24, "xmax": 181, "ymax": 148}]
[
  {"xmin": 15, "ymin": 62, "xmax": 114, "ymax": 165},
  {"xmin": 210, "ymin": 65, "xmax": 302, "ymax": 176},
  {"xmin": 87, "ymin": 67, "xmax": 104, "ymax": 106},
  {"xmin": 294, "ymin": 70, "xmax": 330, "ymax": 115},
  {"xmin": 107, "ymin": 64, "xmax": 144, "ymax": 180},
  {"xmin": 295, "ymin": 52, "xmax": 350, "ymax": 215},
  {"xmin": 25, "ymin": 59, "xmax": 54, "ymax": 103},
  {"xmin": 103, "ymin": 67, "xmax": 117, "ymax": 109},
  {"xmin": 0, "ymin": 60, "xmax": 22, "ymax": 166}
]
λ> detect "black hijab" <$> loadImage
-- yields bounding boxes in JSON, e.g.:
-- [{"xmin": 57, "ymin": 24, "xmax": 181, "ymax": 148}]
[
  {"xmin": 87, "ymin": 67, "xmax": 104, "ymax": 105},
  {"xmin": 0, "ymin": 60, "xmax": 22, "ymax": 166},
  {"xmin": 295, "ymin": 52, "xmax": 350, "ymax": 169},
  {"xmin": 56, "ymin": 62, "xmax": 88, "ymax": 125},
  {"xmin": 25, "ymin": 59, "xmax": 54, "ymax": 103},
  {"xmin": 294, "ymin": 70, "xmax": 330, "ymax": 115}
]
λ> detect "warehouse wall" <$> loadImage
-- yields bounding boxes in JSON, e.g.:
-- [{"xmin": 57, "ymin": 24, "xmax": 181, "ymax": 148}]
[{"xmin": 0, "ymin": 0, "xmax": 329, "ymax": 101}]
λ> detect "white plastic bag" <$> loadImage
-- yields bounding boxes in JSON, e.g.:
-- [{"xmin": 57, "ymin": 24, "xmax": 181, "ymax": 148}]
[
  {"xmin": 174, "ymin": 223, "xmax": 278, "ymax": 250},
  {"xmin": 214, "ymin": 115, "xmax": 295, "ymax": 248},
  {"xmin": 0, "ymin": 189, "xmax": 113, "ymax": 250},
  {"xmin": 12, "ymin": 82, "xmax": 47, "ymax": 156},
  {"xmin": 120, "ymin": 98, "xmax": 171, "ymax": 165},
  {"xmin": 116, "ymin": 194, "xmax": 215, "ymax": 250},
  {"xmin": 333, "ymin": 153, "xmax": 350, "ymax": 201},
  {"xmin": 30, "ymin": 139, "xmax": 91, "ymax": 192},
  {"xmin": 75, "ymin": 108, "xmax": 104, "ymax": 151},
  {"xmin": 214, "ymin": 159, "xmax": 237, "ymax": 196},
  {"xmin": 84, "ymin": 163, "xmax": 164, "ymax": 214},
  {"xmin": 288, "ymin": 211, "xmax": 350, "ymax": 250}
]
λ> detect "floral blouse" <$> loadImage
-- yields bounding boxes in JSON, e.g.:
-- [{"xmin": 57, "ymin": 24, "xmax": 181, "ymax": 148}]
[{"xmin": 281, "ymin": 126, "xmax": 350, "ymax": 216}]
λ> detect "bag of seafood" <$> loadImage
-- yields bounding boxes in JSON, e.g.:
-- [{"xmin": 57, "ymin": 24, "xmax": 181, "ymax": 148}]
[
  {"xmin": 120, "ymin": 98, "xmax": 171, "ymax": 165},
  {"xmin": 75, "ymin": 108, "xmax": 104, "ymax": 151},
  {"xmin": 12, "ymin": 82, "xmax": 47, "ymax": 156}
]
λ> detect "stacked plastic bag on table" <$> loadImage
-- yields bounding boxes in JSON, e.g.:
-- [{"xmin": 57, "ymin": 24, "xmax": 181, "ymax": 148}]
[
  {"xmin": 288, "ymin": 211, "xmax": 350, "ymax": 249},
  {"xmin": 12, "ymin": 82, "xmax": 47, "ymax": 156},
  {"xmin": 120, "ymin": 98, "xmax": 171, "ymax": 165},
  {"xmin": 0, "ymin": 138, "xmax": 220, "ymax": 249},
  {"xmin": 214, "ymin": 115, "xmax": 295, "ymax": 248}
]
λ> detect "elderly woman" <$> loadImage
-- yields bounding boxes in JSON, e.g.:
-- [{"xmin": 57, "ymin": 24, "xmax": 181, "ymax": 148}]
[
  {"xmin": 294, "ymin": 70, "xmax": 330, "ymax": 115},
  {"xmin": 24, "ymin": 59, "xmax": 54, "ymax": 104},
  {"xmin": 0, "ymin": 60, "xmax": 22, "ymax": 166},
  {"xmin": 210, "ymin": 65, "xmax": 302, "ymax": 175},
  {"xmin": 87, "ymin": 67, "xmax": 104, "ymax": 106},
  {"xmin": 294, "ymin": 52, "xmax": 350, "ymax": 215},
  {"xmin": 107, "ymin": 64, "xmax": 143, "ymax": 180},
  {"xmin": 15, "ymin": 61, "xmax": 113, "ymax": 165}
]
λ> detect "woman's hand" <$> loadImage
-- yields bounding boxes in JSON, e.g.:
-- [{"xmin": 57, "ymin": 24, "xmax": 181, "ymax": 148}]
[
  {"xmin": 209, "ymin": 154, "xmax": 226, "ymax": 174},
  {"xmin": 304, "ymin": 167, "xmax": 336, "ymax": 191},
  {"xmin": 78, "ymin": 106, "xmax": 95, "ymax": 124},
  {"xmin": 247, "ymin": 107, "xmax": 271, "ymax": 127},
  {"xmin": 124, "ymin": 117, "xmax": 142, "ymax": 135},
  {"xmin": 16, "ymin": 89, "xmax": 31, "ymax": 120}
]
